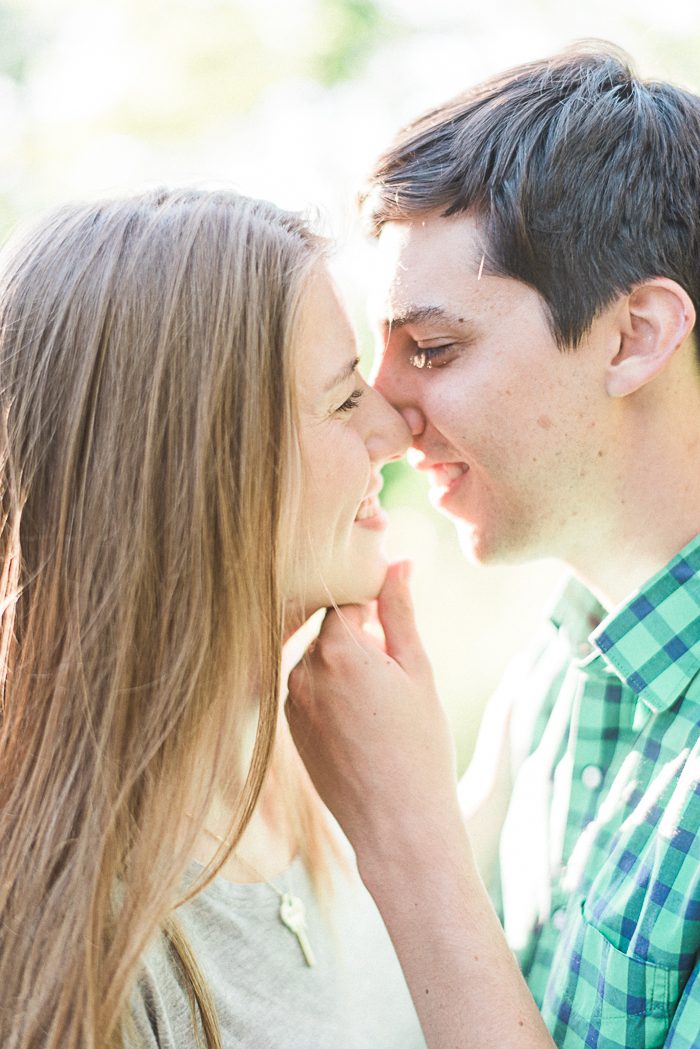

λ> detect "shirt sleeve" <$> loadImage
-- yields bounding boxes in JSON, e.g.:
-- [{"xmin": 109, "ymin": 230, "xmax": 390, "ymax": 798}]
[
  {"xmin": 127, "ymin": 984, "xmax": 163, "ymax": 1049},
  {"xmin": 665, "ymin": 958, "xmax": 700, "ymax": 1048},
  {"xmin": 126, "ymin": 935, "xmax": 200, "ymax": 1049}
]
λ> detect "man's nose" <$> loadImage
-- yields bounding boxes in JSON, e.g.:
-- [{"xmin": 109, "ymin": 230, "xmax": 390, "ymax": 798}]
[{"xmin": 373, "ymin": 358, "xmax": 426, "ymax": 438}]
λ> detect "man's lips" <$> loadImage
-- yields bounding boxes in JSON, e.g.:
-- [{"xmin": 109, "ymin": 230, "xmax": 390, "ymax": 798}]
[{"xmin": 427, "ymin": 462, "xmax": 469, "ymax": 491}]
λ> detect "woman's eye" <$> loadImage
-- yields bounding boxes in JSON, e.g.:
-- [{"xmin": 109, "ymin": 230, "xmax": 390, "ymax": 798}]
[
  {"xmin": 336, "ymin": 388, "xmax": 363, "ymax": 413},
  {"xmin": 409, "ymin": 344, "xmax": 454, "ymax": 369}
]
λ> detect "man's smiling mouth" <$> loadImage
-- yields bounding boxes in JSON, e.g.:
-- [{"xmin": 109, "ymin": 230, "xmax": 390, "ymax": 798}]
[{"xmin": 428, "ymin": 462, "xmax": 469, "ymax": 490}]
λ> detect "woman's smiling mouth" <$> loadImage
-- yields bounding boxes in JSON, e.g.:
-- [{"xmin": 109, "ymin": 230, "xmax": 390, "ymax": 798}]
[{"xmin": 354, "ymin": 491, "xmax": 388, "ymax": 529}]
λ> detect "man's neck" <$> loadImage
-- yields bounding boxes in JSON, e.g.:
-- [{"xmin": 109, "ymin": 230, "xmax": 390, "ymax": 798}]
[
  {"xmin": 566, "ymin": 431, "xmax": 700, "ymax": 611},
  {"xmin": 570, "ymin": 540, "xmax": 693, "ymax": 614},
  {"xmin": 555, "ymin": 336, "xmax": 700, "ymax": 608}
]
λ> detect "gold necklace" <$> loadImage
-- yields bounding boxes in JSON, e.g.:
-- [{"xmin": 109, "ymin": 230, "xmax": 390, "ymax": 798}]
[{"xmin": 186, "ymin": 814, "xmax": 316, "ymax": 967}]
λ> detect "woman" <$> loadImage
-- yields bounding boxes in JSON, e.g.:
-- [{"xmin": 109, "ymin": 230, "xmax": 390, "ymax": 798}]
[{"xmin": 0, "ymin": 189, "xmax": 423, "ymax": 1049}]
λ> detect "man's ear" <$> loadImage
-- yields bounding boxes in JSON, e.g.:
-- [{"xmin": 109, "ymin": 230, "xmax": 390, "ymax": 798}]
[{"xmin": 606, "ymin": 278, "xmax": 696, "ymax": 398}]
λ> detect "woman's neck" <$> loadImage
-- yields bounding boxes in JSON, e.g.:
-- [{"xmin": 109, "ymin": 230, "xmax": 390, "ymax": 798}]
[{"xmin": 189, "ymin": 770, "xmax": 296, "ymax": 884}]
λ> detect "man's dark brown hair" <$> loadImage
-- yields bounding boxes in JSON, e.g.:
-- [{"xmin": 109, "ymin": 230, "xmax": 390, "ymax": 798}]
[{"xmin": 362, "ymin": 44, "xmax": 700, "ymax": 348}]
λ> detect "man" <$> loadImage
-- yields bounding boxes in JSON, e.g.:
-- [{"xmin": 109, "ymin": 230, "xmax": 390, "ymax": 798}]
[{"xmin": 287, "ymin": 45, "xmax": 700, "ymax": 1049}]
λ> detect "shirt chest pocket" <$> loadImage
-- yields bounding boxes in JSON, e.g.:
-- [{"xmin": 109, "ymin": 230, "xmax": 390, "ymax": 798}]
[{"xmin": 564, "ymin": 906, "xmax": 682, "ymax": 1048}]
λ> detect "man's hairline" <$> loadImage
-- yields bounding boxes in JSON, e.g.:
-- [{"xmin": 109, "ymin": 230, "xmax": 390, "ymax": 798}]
[
  {"xmin": 374, "ymin": 211, "xmax": 700, "ymax": 360},
  {"xmin": 373, "ymin": 209, "xmax": 562, "ymax": 351}
]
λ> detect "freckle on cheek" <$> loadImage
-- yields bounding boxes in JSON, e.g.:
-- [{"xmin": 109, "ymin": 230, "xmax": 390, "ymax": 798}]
[{"xmin": 537, "ymin": 415, "xmax": 552, "ymax": 430}]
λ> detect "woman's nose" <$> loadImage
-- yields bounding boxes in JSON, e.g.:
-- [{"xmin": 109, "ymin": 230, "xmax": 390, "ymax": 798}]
[{"xmin": 364, "ymin": 384, "xmax": 412, "ymax": 465}]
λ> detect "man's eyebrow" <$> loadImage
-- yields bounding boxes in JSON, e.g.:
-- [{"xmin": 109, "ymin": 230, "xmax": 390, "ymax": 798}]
[
  {"xmin": 323, "ymin": 356, "xmax": 360, "ymax": 393},
  {"xmin": 381, "ymin": 305, "xmax": 471, "ymax": 331}
]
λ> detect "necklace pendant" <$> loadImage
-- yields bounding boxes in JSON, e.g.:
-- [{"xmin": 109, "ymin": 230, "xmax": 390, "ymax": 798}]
[{"xmin": 279, "ymin": 892, "xmax": 316, "ymax": 967}]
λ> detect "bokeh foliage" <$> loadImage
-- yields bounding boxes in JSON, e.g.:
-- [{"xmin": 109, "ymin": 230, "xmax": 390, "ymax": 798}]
[
  {"xmin": 314, "ymin": 0, "xmax": 404, "ymax": 84},
  {"xmin": 0, "ymin": 2, "xmax": 42, "ymax": 83},
  {"xmin": 0, "ymin": 0, "xmax": 407, "ymax": 240}
]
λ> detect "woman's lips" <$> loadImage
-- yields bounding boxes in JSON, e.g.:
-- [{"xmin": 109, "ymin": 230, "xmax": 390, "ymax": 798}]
[{"xmin": 354, "ymin": 492, "xmax": 388, "ymax": 530}]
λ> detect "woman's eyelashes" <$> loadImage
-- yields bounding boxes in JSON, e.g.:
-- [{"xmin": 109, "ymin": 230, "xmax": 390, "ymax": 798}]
[
  {"xmin": 335, "ymin": 388, "xmax": 363, "ymax": 413},
  {"xmin": 408, "ymin": 343, "xmax": 455, "ymax": 369}
]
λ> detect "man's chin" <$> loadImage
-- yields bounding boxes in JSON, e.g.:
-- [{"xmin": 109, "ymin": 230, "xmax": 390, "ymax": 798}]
[{"xmin": 454, "ymin": 518, "xmax": 532, "ymax": 568}]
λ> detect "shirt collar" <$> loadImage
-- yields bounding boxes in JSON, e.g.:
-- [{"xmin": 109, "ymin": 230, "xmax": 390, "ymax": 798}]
[
  {"xmin": 546, "ymin": 574, "xmax": 606, "ymax": 653},
  {"xmin": 590, "ymin": 532, "xmax": 700, "ymax": 713}
]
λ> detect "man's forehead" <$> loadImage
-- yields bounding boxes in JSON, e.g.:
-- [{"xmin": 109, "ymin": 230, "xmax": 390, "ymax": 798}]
[
  {"xmin": 371, "ymin": 214, "xmax": 485, "ymax": 324},
  {"xmin": 376, "ymin": 213, "xmax": 485, "ymax": 269}
]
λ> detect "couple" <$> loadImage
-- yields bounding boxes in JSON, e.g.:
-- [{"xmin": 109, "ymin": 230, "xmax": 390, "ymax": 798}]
[{"xmin": 3, "ymin": 41, "xmax": 700, "ymax": 1049}]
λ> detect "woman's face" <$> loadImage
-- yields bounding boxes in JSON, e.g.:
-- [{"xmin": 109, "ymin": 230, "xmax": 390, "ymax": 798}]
[{"xmin": 289, "ymin": 266, "xmax": 410, "ymax": 620}]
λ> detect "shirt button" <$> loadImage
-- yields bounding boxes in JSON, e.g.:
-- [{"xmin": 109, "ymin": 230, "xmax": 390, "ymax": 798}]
[
  {"xmin": 581, "ymin": 764, "xmax": 603, "ymax": 790},
  {"xmin": 552, "ymin": 908, "xmax": 567, "ymax": 931}
]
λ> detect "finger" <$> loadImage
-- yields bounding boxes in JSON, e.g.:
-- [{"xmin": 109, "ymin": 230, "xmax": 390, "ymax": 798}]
[
  {"xmin": 305, "ymin": 604, "xmax": 377, "ymax": 670},
  {"xmin": 363, "ymin": 600, "xmax": 387, "ymax": 649},
  {"xmin": 330, "ymin": 603, "xmax": 388, "ymax": 652},
  {"xmin": 316, "ymin": 603, "xmax": 386, "ymax": 653},
  {"xmin": 376, "ymin": 560, "xmax": 425, "ymax": 668},
  {"xmin": 319, "ymin": 603, "xmax": 365, "ymax": 636}
]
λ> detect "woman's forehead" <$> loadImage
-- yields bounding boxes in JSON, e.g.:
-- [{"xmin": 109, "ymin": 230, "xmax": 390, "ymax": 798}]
[{"xmin": 294, "ymin": 269, "xmax": 359, "ymax": 404}]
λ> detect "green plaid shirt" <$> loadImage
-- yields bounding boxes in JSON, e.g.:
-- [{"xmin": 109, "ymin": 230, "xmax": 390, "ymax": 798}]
[{"xmin": 497, "ymin": 533, "xmax": 700, "ymax": 1048}]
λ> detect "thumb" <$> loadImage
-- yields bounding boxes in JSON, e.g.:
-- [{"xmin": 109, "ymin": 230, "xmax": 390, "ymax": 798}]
[{"xmin": 376, "ymin": 560, "xmax": 424, "ymax": 669}]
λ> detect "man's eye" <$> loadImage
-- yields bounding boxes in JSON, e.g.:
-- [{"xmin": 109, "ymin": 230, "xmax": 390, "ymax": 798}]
[
  {"xmin": 409, "ymin": 345, "xmax": 453, "ymax": 369},
  {"xmin": 336, "ymin": 389, "xmax": 363, "ymax": 412}
]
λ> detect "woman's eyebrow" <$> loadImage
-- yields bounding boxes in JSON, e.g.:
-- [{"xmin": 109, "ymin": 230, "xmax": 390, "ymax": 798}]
[{"xmin": 323, "ymin": 356, "xmax": 360, "ymax": 393}]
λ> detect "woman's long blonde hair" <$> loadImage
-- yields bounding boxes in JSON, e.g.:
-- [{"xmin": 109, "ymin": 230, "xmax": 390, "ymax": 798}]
[{"xmin": 0, "ymin": 188, "xmax": 322, "ymax": 1049}]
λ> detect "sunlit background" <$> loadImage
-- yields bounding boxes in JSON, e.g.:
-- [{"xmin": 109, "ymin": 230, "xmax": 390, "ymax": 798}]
[{"xmin": 3, "ymin": 0, "xmax": 699, "ymax": 770}]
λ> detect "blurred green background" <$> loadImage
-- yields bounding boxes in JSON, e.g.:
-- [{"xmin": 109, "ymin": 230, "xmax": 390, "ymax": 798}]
[{"xmin": 3, "ymin": 0, "xmax": 699, "ymax": 771}]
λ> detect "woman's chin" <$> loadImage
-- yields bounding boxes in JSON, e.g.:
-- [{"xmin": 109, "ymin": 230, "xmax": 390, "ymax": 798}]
[
  {"xmin": 326, "ymin": 555, "xmax": 389, "ymax": 609},
  {"xmin": 287, "ymin": 556, "xmax": 389, "ymax": 626}
]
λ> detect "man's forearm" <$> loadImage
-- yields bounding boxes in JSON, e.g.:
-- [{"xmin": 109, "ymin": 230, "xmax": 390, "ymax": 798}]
[{"xmin": 357, "ymin": 804, "xmax": 554, "ymax": 1049}]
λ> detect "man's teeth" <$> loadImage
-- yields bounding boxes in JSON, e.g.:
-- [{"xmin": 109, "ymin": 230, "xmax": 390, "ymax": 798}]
[
  {"xmin": 355, "ymin": 493, "xmax": 381, "ymax": 520},
  {"xmin": 428, "ymin": 462, "xmax": 469, "ymax": 488}
]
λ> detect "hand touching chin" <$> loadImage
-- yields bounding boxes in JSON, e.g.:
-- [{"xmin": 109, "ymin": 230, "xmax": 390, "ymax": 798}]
[{"xmin": 285, "ymin": 559, "xmax": 460, "ymax": 869}]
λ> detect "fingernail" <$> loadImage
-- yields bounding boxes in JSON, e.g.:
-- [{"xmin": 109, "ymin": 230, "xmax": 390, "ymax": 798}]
[{"xmin": 399, "ymin": 559, "xmax": 413, "ymax": 583}]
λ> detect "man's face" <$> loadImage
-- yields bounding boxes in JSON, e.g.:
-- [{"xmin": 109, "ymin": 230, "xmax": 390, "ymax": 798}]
[{"xmin": 372, "ymin": 212, "xmax": 622, "ymax": 567}]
